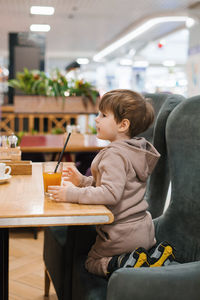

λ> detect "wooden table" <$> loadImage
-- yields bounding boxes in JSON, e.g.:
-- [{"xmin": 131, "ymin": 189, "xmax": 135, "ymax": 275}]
[
  {"xmin": 0, "ymin": 163, "xmax": 113, "ymax": 300},
  {"xmin": 20, "ymin": 134, "xmax": 109, "ymax": 153}
]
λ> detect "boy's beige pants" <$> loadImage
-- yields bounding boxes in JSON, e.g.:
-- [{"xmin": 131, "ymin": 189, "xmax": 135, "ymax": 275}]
[{"xmin": 85, "ymin": 211, "xmax": 156, "ymax": 277}]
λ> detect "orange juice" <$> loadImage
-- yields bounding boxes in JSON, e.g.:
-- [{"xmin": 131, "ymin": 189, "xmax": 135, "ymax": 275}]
[{"xmin": 43, "ymin": 172, "xmax": 62, "ymax": 193}]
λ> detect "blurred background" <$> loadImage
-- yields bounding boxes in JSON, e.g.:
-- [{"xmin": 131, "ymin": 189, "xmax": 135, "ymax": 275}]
[{"xmin": 1, "ymin": 0, "xmax": 200, "ymax": 107}]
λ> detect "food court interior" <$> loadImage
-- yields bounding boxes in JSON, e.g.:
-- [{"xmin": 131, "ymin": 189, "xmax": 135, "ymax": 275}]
[
  {"xmin": 0, "ymin": 1, "xmax": 200, "ymax": 300},
  {"xmin": 1, "ymin": 0, "xmax": 200, "ymax": 104}
]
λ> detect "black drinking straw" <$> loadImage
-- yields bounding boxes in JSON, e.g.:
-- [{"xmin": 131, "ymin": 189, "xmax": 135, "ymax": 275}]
[{"xmin": 54, "ymin": 132, "xmax": 72, "ymax": 173}]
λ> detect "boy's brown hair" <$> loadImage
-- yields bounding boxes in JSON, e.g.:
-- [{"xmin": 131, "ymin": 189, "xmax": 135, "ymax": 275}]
[{"xmin": 99, "ymin": 89, "xmax": 154, "ymax": 137}]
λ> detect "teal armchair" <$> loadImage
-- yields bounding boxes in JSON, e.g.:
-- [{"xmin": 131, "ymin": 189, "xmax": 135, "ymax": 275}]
[
  {"xmin": 107, "ymin": 95, "xmax": 200, "ymax": 300},
  {"xmin": 43, "ymin": 93, "xmax": 183, "ymax": 300}
]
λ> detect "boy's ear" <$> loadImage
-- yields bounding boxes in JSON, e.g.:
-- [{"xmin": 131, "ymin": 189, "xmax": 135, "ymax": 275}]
[{"xmin": 118, "ymin": 119, "xmax": 130, "ymax": 133}]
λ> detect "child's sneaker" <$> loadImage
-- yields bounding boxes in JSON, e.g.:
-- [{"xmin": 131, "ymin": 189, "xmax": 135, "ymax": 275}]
[
  {"xmin": 149, "ymin": 241, "xmax": 176, "ymax": 267},
  {"xmin": 120, "ymin": 247, "xmax": 150, "ymax": 268},
  {"xmin": 107, "ymin": 247, "xmax": 150, "ymax": 278}
]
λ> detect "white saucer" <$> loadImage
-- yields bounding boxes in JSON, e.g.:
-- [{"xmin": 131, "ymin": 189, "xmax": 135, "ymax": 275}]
[{"xmin": 0, "ymin": 174, "xmax": 12, "ymax": 184}]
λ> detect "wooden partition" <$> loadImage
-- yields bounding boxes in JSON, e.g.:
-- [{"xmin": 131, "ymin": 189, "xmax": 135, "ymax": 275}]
[{"xmin": 0, "ymin": 106, "xmax": 90, "ymax": 135}]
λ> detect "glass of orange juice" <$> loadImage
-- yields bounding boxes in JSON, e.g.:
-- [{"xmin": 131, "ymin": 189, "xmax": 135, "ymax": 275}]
[{"xmin": 42, "ymin": 162, "xmax": 63, "ymax": 199}]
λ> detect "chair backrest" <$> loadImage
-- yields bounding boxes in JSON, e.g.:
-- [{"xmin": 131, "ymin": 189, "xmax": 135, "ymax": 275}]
[
  {"xmin": 144, "ymin": 93, "xmax": 185, "ymax": 218},
  {"xmin": 154, "ymin": 95, "xmax": 200, "ymax": 263},
  {"xmin": 141, "ymin": 93, "xmax": 169, "ymax": 142}
]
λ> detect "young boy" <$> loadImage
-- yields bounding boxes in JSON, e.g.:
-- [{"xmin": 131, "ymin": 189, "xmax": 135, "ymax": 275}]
[{"xmin": 48, "ymin": 89, "xmax": 172, "ymax": 277}]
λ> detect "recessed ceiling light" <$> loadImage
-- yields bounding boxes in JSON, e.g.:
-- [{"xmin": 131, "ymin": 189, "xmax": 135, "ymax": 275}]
[
  {"xmin": 129, "ymin": 49, "xmax": 136, "ymax": 56},
  {"xmin": 30, "ymin": 6, "xmax": 55, "ymax": 15},
  {"xmin": 186, "ymin": 17, "xmax": 195, "ymax": 28},
  {"xmin": 159, "ymin": 39, "xmax": 166, "ymax": 45},
  {"xmin": 119, "ymin": 59, "xmax": 132, "ymax": 66},
  {"xmin": 93, "ymin": 16, "xmax": 196, "ymax": 61},
  {"xmin": 30, "ymin": 24, "xmax": 51, "ymax": 32},
  {"xmin": 162, "ymin": 60, "xmax": 176, "ymax": 67},
  {"xmin": 76, "ymin": 58, "xmax": 89, "ymax": 65}
]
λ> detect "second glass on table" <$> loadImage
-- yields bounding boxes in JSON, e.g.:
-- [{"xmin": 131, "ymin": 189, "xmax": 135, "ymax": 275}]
[{"xmin": 42, "ymin": 162, "xmax": 63, "ymax": 198}]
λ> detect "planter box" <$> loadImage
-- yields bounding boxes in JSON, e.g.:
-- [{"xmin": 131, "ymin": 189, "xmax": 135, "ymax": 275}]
[{"xmin": 14, "ymin": 95, "xmax": 99, "ymax": 114}]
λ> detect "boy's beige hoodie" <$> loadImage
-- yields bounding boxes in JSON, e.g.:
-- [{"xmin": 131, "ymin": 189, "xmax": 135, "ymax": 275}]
[{"xmin": 66, "ymin": 137, "xmax": 160, "ymax": 271}]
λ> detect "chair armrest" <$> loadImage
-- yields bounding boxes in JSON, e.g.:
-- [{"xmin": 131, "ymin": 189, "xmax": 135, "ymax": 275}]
[{"xmin": 107, "ymin": 261, "xmax": 200, "ymax": 300}]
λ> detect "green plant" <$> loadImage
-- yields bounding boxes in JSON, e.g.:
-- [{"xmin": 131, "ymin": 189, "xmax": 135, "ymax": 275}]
[
  {"xmin": 88, "ymin": 125, "xmax": 97, "ymax": 134},
  {"xmin": 8, "ymin": 68, "xmax": 99, "ymax": 105},
  {"xmin": 69, "ymin": 79, "xmax": 99, "ymax": 107},
  {"xmin": 16, "ymin": 131, "xmax": 26, "ymax": 145},
  {"xmin": 51, "ymin": 127, "xmax": 65, "ymax": 135}
]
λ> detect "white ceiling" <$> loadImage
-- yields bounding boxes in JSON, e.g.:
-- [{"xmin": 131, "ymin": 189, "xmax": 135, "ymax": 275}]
[
  {"xmin": 139, "ymin": 29, "xmax": 189, "ymax": 65},
  {"xmin": 0, "ymin": 0, "xmax": 198, "ymax": 61}
]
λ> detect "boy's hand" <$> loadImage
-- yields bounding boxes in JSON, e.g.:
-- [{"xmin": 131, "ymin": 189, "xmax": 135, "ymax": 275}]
[
  {"xmin": 48, "ymin": 183, "xmax": 73, "ymax": 202},
  {"xmin": 62, "ymin": 166, "xmax": 82, "ymax": 186}
]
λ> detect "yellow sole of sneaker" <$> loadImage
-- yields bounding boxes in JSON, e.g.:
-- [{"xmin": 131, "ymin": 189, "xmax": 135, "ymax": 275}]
[
  {"xmin": 150, "ymin": 245, "xmax": 175, "ymax": 267},
  {"xmin": 134, "ymin": 252, "xmax": 149, "ymax": 268}
]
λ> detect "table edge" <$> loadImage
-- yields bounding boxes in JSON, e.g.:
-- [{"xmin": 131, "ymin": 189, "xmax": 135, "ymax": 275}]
[{"xmin": 0, "ymin": 214, "xmax": 113, "ymax": 227}]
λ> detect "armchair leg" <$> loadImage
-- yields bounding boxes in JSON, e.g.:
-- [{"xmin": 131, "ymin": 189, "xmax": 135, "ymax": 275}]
[{"xmin": 44, "ymin": 268, "xmax": 51, "ymax": 297}]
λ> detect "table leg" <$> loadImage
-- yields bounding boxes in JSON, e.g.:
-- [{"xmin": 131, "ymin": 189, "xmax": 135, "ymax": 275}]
[{"xmin": 0, "ymin": 228, "xmax": 9, "ymax": 300}]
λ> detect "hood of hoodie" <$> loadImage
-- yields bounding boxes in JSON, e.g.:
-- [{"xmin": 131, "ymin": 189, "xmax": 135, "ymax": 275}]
[{"xmin": 105, "ymin": 137, "xmax": 160, "ymax": 182}]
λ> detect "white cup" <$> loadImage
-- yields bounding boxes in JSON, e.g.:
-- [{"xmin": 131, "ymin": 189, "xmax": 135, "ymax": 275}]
[{"xmin": 0, "ymin": 163, "xmax": 11, "ymax": 178}]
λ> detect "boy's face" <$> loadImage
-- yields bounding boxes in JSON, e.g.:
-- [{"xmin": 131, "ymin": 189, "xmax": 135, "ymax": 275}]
[{"xmin": 95, "ymin": 110, "xmax": 126, "ymax": 142}]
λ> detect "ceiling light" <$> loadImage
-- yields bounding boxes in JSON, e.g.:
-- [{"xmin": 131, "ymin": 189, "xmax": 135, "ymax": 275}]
[
  {"xmin": 129, "ymin": 49, "xmax": 136, "ymax": 56},
  {"xmin": 30, "ymin": 24, "xmax": 51, "ymax": 32},
  {"xmin": 93, "ymin": 16, "xmax": 195, "ymax": 61},
  {"xmin": 162, "ymin": 60, "xmax": 176, "ymax": 67},
  {"xmin": 186, "ymin": 17, "xmax": 195, "ymax": 28},
  {"xmin": 76, "ymin": 58, "xmax": 89, "ymax": 65},
  {"xmin": 30, "ymin": 6, "xmax": 55, "ymax": 15},
  {"xmin": 160, "ymin": 39, "xmax": 166, "ymax": 45},
  {"xmin": 119, "ymin": 59, "xmax": 132, "ymax": 66},
  {"xmin": 133, "ymin": 61, "xmax": 149, "ymax": 68}
]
